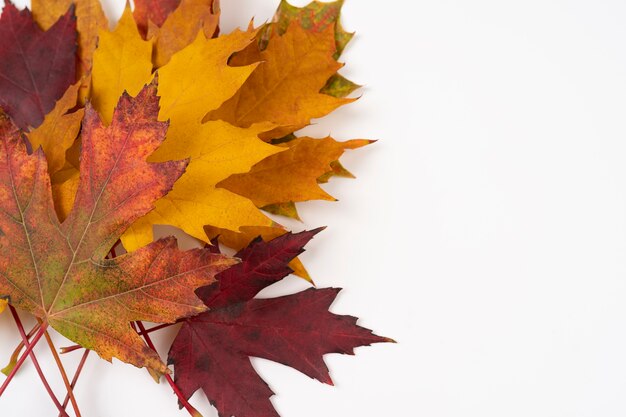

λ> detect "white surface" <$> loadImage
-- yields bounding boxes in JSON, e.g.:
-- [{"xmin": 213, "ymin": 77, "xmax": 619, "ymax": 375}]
[{"xmin": 2, "ymin": 0, "xmax": 626, "ymax": 416}]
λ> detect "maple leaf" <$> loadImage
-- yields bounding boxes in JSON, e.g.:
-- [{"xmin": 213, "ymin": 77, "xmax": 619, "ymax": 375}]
[
  {"xmin": 206, "ymin": 23, "xmax": 352, "ymax": 139},
  {"xmin": 274, "ymin": 0, "xmax": 353, "ymax": 58},
  {"xmin": 197, "ymin": 228, "xmax": 324, "ymax": 309},
  {"xmin": 203, "ymin": 225, "xmax": 313, "ymax": 281},
  {"xmin": 0, "ymin": 3, "xmax": 77, "ymax": 130},
  {"xmin": 0, "ymin": 82, "xmax": 236, "ymax": 374},
  {"xmin": 272, "ymin": 0, "xmax": 359, "ymax": 98},
  {"xmin": 31, "ymin": 0, "xmax": 108, "ymax": 85},
  {"xmin": 169, "ymin": 289, "xmax": 390, "ymax": 417},
  {"xmin": 219, "ymin": 136, "xmax": 374, "ymax": 209},
  {"xmin": 148, "ymin": 0, "xmax": 221, "ymax": 68},
  {"xmin": 120, "ymin": 29, "xmax": 283, "ymax": 251},
  {"xmin": 170, "ymin": 232, "xmax": 392, "ymax": 417},
  {"xmin": 91, "ymin": 6, "xmax": 153, "ymax": 125}
]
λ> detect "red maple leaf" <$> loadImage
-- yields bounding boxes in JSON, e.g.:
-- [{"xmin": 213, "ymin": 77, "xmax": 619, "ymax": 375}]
[
  {"xmin": 0, "ymin": 3, "xmax": 77, "ymax": 130},
  {"xmin": 197, "ymin": 228, "xmax": 325, "ymax": 309},
  {"xmin": 169, "ymin": 231, "xmax": 392, "ymax": 417}
]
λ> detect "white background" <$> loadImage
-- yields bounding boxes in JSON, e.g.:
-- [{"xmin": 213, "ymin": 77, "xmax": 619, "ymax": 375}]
[{"xmin": 2, "ymin": 0, "xmax": 626, "ymax": 416}]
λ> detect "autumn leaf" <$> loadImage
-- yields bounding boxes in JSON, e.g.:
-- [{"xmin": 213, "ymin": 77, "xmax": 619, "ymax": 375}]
[
  {"xmin": 0, "ymin": 82, "xmax": 235, "ymax": 374},
  {"xmin": 272, "ymin": 0, "xmax": 359, "ymax": 98},
  {"xmin": 197, "ymin": 229, "xmax": 324, "ymax": 309},
  {"xmin": 149, "ymin": 0, "xmax": 221, "ymax": 68},
  {"xmin": 0, "ymin": 298, "xmax": 6, "ymax": 314},
  {"xmin": 219, "ymin": 136, "xmax": 374, "ymax": 209},
  {"xmin": 26, "ymin": 82, "xmax": 84, "ymax": 177},
  {"xmin": 0, "ymin": 3, "xmax": 77, "ymax": 130},
  {"xmin": 91, "ymin": 6, "xmax": 153, "ymax": 125},
  {"xmin": 170, "ymin": 285, "xmax": 392, "ymax": 417},
  {"xmin": 204, "ymin": 224, "xmax": 313, "ymax": 281},
  {"xmin": 120, "ymin": 29, "xmax": 283, "ymax": 251},
  {"xmin": 273, "ymin": 0, "xmax": 353, "ymax": 58},
  {"xmin": 31, "ymin": 0, "xmax": 107, "ymax": 85},
  {"xmin": 205, "ymin": 23, "xmax": 353, "ymax": 139}
]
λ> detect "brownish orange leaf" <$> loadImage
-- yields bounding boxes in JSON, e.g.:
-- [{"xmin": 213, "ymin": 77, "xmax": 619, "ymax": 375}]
[
  {"xmin": 273, "ymin": 0, "xmax": 353, "ymax": 58},
  {"xmin": 149, "ymin": 0, "xmax": 220, "ymax": 68},
  {"xmin": 219, "ymin": 137, "xmax": 373, "ymax": 208},
  {"xmin": 205, "ymin": 23, "xmax": 352, "ymax": 139}
]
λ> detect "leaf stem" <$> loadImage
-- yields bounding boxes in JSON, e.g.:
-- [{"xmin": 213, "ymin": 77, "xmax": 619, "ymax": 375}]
[
  {"xmin": 38, "ymin": 319, "xmax": 82, "ymax": 417},
  {"xmin": 60, "ymin": 322, "xmax": 178, "ymax": 354},
  {"xmin": 60, "ymin": 349, "xmax": 90, "ymax": 417},
  {"xmin": 60, "ymin": 344, "xmax": 83, "ymax": 354},
  {"xmin": 2, "ymin": 308, "xmax": 69, "ymax": 417},
  {"xmin": 135, "ymin": 321, "xmax": 203, "ymax": 417},
  {"xmin": 1, "ymin": 322, "xmax": 40, "ymax": 375}
]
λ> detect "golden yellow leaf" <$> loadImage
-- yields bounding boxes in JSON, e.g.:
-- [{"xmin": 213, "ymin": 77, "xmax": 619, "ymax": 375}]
[
  {"xmin": 121, "ymin": 30, "xmax": 284, "ymax": 251},
  {"xmin": 91, "ymin": 6, "xmax": 152, "ymax": 124},
  {"xmin": 32, "ymin": 0, "xmax": 108, "ymax": 100},
  {"xmin": 0, "ymin": 298, "xmax": 6, "ymax": 314},
  {"xmin": 51, "ymin": 167, "xmax": 80, "ymax": 222},
  {"xmin": 219, "ymin": 137, "xmax": 373, "ymax": 207},
  {"xmin": 158, "ymin": 29, "xmax": 258, "ymax": 128},
  {"xmin": 123, "ymin": 122, "xmax": 282, "ymax": 250},
  {"xmin": 206, "ymin": 23, "xmax": 352, "ymax": 138},
  {"xmin": 27, "ymin": 83, "xmax": 84, "ymax": 175},
  {"xmin": 150, "ymin": 0, "xmax": 220, "ymax": 68}
]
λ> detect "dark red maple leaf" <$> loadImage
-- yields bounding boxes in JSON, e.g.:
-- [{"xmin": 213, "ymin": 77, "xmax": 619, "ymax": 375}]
[
  {"xmin": 0, "ymin": 3, "xmax": 77, "ymax": 130},
  {"xmin": 197, "ymin": 228, "xmax": 325, "ymax": 309},
  {"xmin": 169, "ymin": 231, "xmax": 392, "ymax": 417}
]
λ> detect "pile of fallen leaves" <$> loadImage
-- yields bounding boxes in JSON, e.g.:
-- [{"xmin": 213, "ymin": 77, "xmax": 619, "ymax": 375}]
[{"xmin": 0, "ymin": 0, "xmax": 391, "ymax": 415}]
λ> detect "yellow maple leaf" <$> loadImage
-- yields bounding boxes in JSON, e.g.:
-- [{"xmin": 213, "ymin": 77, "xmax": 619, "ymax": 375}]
[
  {"xmin": 206, "ymin": 23, "xmax": 353, "ymax": 138},
  {"xmin": 219, "ymin": 137, "xmax": 373, "ymax": 207},
  {"xmin": 149, "ymin": 0, "xmax": 220, "ymax": 68},
  {"xmin": 91, "ymin": 6, "xmax": 153, "ymax": 124},
  {"xmin": 120, "ymin": 29, "xmax": 284, "ymax": 251}
]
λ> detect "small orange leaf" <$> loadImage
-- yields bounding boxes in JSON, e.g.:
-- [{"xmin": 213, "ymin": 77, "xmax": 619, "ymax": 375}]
[
  {"xmin": 206, "ymin": 23, "xmax": 352, "ymax": 138},
  {"xmin": 219, "ymin": 137, "xmax": 373, "ymax": 208}
]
